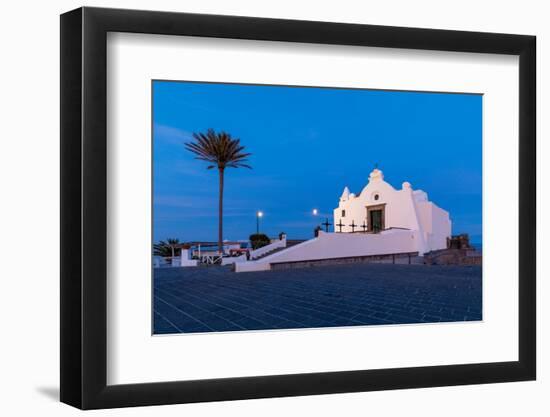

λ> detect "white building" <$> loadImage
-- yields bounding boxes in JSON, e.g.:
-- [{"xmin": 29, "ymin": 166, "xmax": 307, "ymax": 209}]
[
  {"xmin": 333, "ymin": 168, "xmax": 451, "ymax": 254},
  {"xmin": 234, "ymin": 168, "xmax": 452, "ymax": 273}
]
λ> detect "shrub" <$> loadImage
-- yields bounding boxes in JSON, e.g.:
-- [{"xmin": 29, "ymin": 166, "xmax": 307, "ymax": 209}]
[{"xmin": 249, "ymin": 233, "xmax": 270, "ymax": 250}]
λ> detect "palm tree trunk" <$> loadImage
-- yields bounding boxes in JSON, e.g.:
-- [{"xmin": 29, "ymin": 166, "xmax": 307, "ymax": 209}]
[{"xmin": 218, "ymin": 168, "xmax": 225, "ymax": 255}]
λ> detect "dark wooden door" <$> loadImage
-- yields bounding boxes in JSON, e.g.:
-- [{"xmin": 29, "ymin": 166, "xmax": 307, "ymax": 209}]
[{"xmin": 370, "ymin": 209, "xmax": 383, "ymax": 233}]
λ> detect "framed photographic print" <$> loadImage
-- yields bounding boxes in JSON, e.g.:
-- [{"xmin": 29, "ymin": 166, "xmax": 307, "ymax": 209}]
[{"xmin": 60, "ymin": 6, "xmax": 536, "ymax": 409}]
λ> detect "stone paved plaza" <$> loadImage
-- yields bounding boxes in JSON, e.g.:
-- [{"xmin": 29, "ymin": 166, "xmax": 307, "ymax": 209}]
[{"xmin": 153, "ymin": 264, "xmax": 482, "ymax": 334}]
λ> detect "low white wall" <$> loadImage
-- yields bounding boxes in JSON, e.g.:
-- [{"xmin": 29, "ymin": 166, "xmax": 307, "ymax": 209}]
[
  {"xmin": 235, "ymin": 230, "xmax": 421, "ymax": 272},
  {"xmin": 153, "ymin": 256, "xmax": 169, "ymax": 268},
  {"xmin": 234, "ymin": 260, "xmax": 272, "ymax": 272},
  {"xmin": 221, "ymin": 254, "xmax": 247, "ymax": 265},
  {"xmin": 179, "ymin": 249, "xmax": 198, "ymax": 267}
]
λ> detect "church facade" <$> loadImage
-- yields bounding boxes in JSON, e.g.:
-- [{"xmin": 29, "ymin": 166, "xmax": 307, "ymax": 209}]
[{"xmin": 333, "ymin": 168, "xmax": 451, "ymax": 254}]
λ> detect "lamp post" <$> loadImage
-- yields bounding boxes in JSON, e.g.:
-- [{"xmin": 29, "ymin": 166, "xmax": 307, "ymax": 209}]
[
  {"xmin": 256, "ymin": 211, "xmax": 263, "ymax": 234},
  {"xmin": 312, "ymin": 208, "xmax": 320, "ymax": 237}
]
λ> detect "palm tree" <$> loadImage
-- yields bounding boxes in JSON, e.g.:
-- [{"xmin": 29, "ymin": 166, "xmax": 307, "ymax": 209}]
[
  {"xmin": 185, "ymin": 129, "xmax": 252, "ymax": 254},
  {"xmin": 153, "ymin": 238, "xmax": 181, "ymax": 257}
]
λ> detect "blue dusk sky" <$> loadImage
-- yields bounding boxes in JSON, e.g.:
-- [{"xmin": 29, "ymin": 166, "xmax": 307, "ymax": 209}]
[{"xmin": 153, "ymin": 81, "xmax": 482, "ymax": 244}]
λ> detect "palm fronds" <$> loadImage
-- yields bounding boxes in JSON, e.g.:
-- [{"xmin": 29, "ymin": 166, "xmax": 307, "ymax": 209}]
[
  {"xmin": 184, "ymin": 129, "xmax": 251, "ymax": 170},
  {"xmin": 153, "ymin": 238, "xmax": 180, "ymax": 257}
]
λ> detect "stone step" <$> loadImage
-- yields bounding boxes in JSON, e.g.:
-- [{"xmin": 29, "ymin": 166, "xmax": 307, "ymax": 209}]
[{"xmin": 251, "ymin": 240, "xmax": 304, "ymax": 260}]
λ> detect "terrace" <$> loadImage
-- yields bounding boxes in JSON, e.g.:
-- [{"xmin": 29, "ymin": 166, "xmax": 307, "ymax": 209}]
[{"xmin": 153, "ymin": 263, "xmax": 482, "ymax": 334}]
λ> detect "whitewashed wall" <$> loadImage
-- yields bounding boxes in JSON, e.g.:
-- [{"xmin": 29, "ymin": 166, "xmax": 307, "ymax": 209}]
[
  {"xmin": 235, "ymin": 230, "xmax": 420, "ymax": 272},
  {"xmin": 333, "ymin": 170, "xmax": 450, "ymax": 252}
]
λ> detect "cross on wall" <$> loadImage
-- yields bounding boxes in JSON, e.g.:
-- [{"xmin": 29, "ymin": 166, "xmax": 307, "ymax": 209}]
[
  {"xmin": 336, "ymin": 220, "xmax": 346, "ymax": 233},
  {"xmin": 322, "ymin": 218, "xmax": 332, "ymax": 232}
]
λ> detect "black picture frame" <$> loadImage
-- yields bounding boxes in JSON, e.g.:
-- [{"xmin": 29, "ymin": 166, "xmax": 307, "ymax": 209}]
[{"xmin": 60, "ymin": 6, "xmax": 536, "ymax": 410}]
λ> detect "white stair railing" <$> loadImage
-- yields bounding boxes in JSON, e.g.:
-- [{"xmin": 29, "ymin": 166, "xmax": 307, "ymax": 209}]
[{"xmin": 249, "ymin": 237, "xmax": 287, "ymax": 260}]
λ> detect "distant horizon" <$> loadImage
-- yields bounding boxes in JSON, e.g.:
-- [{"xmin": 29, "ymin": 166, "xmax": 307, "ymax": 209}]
[{"xmin": 153, "ymin": 81, "xmax": 482, "ymax": 244}]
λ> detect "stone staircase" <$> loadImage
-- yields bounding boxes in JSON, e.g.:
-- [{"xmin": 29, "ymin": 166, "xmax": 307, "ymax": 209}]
[{"xmin": 252, "ymin": 240, "xmax": 304, "ymax": 261}]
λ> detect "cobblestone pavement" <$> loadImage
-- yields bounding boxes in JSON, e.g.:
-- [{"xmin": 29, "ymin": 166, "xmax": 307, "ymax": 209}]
[{"xmin": 153, "ymin": 264, "xmax": 482, "ymax": 334}]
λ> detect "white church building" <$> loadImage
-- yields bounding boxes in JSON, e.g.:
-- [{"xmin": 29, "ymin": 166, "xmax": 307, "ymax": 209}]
[
  {"xmin": 233, "ymin": 168, "xmax": 451, "ymax": 272},
  {"xmin": 333, "ymin": 168, "xmax": 451, "ymax": 253}
]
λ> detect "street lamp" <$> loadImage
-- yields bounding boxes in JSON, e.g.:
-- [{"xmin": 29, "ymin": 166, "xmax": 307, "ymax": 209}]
[
  {"xmin": 256, "ymin": 211, "xmax": 263, "ymax": 234},
  {"xmin": 312, "ymin": 208, "xmax": 321, "ymax": 237}
]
